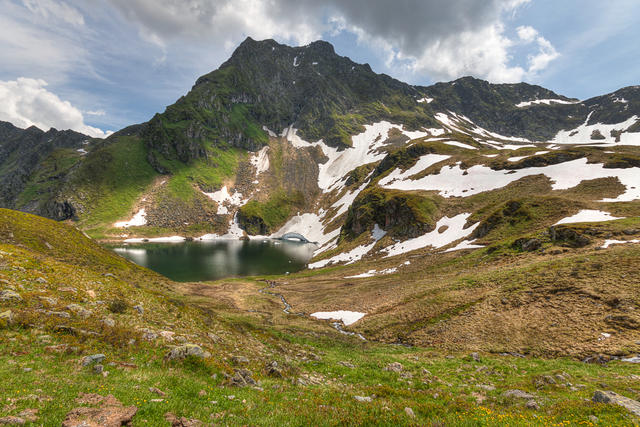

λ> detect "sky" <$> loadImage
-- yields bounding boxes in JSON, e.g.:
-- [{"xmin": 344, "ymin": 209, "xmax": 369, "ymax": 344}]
[{"xmin": 0, "ymin": 0, "xmax": 638, "ymax": 138}]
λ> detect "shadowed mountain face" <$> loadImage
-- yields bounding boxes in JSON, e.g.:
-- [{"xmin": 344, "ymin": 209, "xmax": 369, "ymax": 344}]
[{"xmin": 0, "ymin": 122, "xmax": 89, "ymax": 219}]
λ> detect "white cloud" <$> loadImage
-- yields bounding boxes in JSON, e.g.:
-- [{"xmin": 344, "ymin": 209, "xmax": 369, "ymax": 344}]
[
  {"xmin": 0, "ymin": 77, "xmax": 112, "ymax": 138},
  {"xmin": 106, "ymin": 0, "xmax": 558, "ymax": 84},
  {"xmin": 85, "ymin": 109, "xmax": 106, "ymax": 116},
  {"xmin": 22, "ymin": 0, "xmax": 85, "ymax": 26}
]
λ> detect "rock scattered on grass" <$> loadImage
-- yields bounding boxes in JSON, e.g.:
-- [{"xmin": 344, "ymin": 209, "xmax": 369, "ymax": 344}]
[
  {"xmin": 593, "ymin": 390, "xmax": 640, "ymax": 417},
  {"xmin": 354, "ymin": 396, "xmax": 373, "ymax": 402},
  {"xmin": 338, "ymin": 361, "xmax": 355, "ymax": 368},
  {"xmin": 82, "ymin": 354, "xmax": 106, "ymax": 366},
  {"xmin": 384, "ymin": 362, "xmax": 403, "ymax": 372},
  {"xmin": 149, "ymin": 387, "xmax": 166, "ymax": 397},
  {"xmin": 0, "ymin": 289, "xmax": 22, "ymax": 302},
  {"xmin": 502, "ymin": 390, "xmax": 535, "ymax": 399},
  {"xmin": 164, "ymin": 412, "xmax": 203, "ymax": 427},
  {"xmin": 165, "ymin": 344, "xmax": 210, "ymax": 360},
  {"xmin": 0, "ymin": 416, "xmax": 25, "ymax": 425},
  {"xmin": 231, "ymin": 355, "xmax": 249, "ymax": 364},
  {"xmin": 404, "ymin": 407, "xmax": 415, "ymax": 418}
]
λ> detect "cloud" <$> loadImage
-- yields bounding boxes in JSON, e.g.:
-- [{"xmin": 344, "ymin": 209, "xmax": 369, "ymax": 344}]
[
  {"xmin": 85, "ymin": 109, "xmax": 106, "ymax": 116},
  {"xmin": 22, "ymin": 0, "xmax": 85, "ymax": 26},
  {"xmin": 0, "ymin": 77, "xmax": 112, "ymax": 138},
  {"xmin": 103, "ymin": 0, "xmax": 559, "ymax": 83}
]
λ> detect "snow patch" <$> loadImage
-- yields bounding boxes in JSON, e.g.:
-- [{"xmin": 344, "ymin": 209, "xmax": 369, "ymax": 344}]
[
  {"xmin": 379, "ymin": 154, "xmax": 450, "ymax": 187},
  {"xmin": 114, "ymin": 209, "xmax": 147, "ymax": 228},
  {"xmin": 552, "ymin": 113, "xmax": 640, "ymax": 146},
  {"xmin": 383, "ymin": 213, "xmax": 479, "ymax": 257},
  {"xmin": 311, "ymin": 311, "xmax": 365, "ymax": 326},
  {"xmin": 382, "ymin": 157, "xmax": 640, "ymax": 202},
  {"xmin": 516, "ymin": 99, "xmax": 579, "ymax": 108},
  {"xmin": 601, "ymin": 239, "xmax": 640, "ymax": 249},
  {"xmin": 250, "ymin": 146, "xmax": 270, "ymax": 175},
  {"xmin": 261, "ymin": 126, "xmax": 277, "ymax": 137},
  {"xmin": 417, "ymin": 97, "xmax": 434, "ymax": 103},
  {"xmin": 293, "ymin": 56, "xmax": 300, "ymax": 67},
  {"xmin": 444, "ymin": 239, "xmax": 484, "ymax": 252},
  {"xmin": 442, "ymin": 140, "xmax": 477, "ymax": 150},
  {"xmin": 554, "ymin": 210, "xmax": 624, "ymax": 225},
  {"xmin": 203, "ymin": 186, "xmax": 245, "ymax": 215}
]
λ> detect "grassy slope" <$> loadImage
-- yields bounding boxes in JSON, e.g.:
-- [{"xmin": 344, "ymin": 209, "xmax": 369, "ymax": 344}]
[{"xmin": 1, "ymin": 209, "xmax": 639, "ymax": 425}]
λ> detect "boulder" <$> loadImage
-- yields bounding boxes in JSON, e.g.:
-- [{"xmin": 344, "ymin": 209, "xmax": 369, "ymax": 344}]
[
  {"xmin": 593, "ymin": 390, "xmax": 640, "ymax": 416},
  {"xmin": 503, "ymin": 390, "xmax": 535, "ymax": 399},
  {"xmin": 165, "ymin": 344, "xmax": 210, "ymax": 360},
  {"xmin": 62, "ymin": 394, "xmax": 136, "ymax": 427},
  {"xmin": 0, "ymin": 289, "xmax": 22, "ymax": 302},
  {"xmin": 82, "ymin": 354, "xmax": 106, "ymax": 366},
  {"xmin": 384, "ymin": 362, "xmax": 403, "ymax": 372},
  {"xmin": 0, "ymin": 310, "xmax": 13, "ymax": 328}
]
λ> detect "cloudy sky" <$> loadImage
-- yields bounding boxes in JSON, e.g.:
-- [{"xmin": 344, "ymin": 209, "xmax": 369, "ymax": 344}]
[{"xmin": 1, "ymin": 0, "xmax": 638, "ymax": 137}]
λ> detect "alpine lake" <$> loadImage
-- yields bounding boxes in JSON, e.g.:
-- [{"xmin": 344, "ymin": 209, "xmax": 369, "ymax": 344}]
[{"xmin": 109, "ymin": 239, "xmax": 317, "ymax": 282}]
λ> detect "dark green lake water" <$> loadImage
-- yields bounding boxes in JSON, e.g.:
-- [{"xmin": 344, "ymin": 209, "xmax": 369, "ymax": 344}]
[{"xmin": 110, "ymin": 239, "xmax": 316, "ymax": 282}]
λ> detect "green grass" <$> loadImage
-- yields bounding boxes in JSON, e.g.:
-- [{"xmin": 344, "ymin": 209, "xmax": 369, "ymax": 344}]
[
  {"xmin": 161, "ymin": 147, "xmax": 246, "ymax": 201},
  {"xmin": 239, "ymin": 191, "xmax": 306, "ymax": 234},
  {"xmin": 71, "ymin": 136, "xmax": 158, "ymax": 228}
]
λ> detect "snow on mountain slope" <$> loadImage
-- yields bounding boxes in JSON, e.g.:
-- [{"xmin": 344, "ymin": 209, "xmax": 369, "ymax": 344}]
[
  {"xmin": 552, "ymin": 113, "xmax": 640, "ymax": 146},
  {"xmin": 383, "ymin": 213, "xmax": 478, "ymax": 258},
  {"xmin": 516, "ymin": 99, "xmax": 580, "ymax": 107},
  {"xmin": 381, "ymin": 158, "xmax": 640, "ymax": 201}
]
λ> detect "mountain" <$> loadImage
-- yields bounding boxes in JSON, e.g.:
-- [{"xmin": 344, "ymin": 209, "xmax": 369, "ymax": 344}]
[
  {"xmin": 0, "ymin": 122, "xmax": 90, "ymax": 220},
  {"xmin": 1, "ymin": 37, "xmax": 639, "ymax": 244}
]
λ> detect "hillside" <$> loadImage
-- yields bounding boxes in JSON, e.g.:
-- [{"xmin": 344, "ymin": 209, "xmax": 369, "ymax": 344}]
[{"xmin": 2, "ymin": 209, "xmax": 640, "ymax": 425}]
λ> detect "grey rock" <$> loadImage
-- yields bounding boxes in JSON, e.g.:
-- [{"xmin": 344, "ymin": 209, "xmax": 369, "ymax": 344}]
[
  {"xmin": 266, "ymin": 361, "xmax": 283, "ymax": 378},
  {"xmin": 354, "ymin": 396, "xmax": 372, "ymax": 402},
  {"xmin": 82, "ymin": 354, "xmax": 106, "ymax": 366},
  {"xmin": 35, "ymin": 277, "xmax": 47, "ymax": 284},
  {"xmin": 0, "ymin": 310, "xmax": 13, "ymax": 326},
  {"xmin": 232, "ymin": 355, "xmax": 249, "ymax": 364},
  {"xmin": 593, "ymin": 390, "xmax": 640, "ymax": 416},
  {"xmin": 503, "ymin": 389, "xmax": 535, "ymax": 399},
  {"xmin": 225, "ymin": 368, "xmax": 257, "ymax": 387},
  {"xmin": 46, "ymin": 311, "xmax": 71, "ymax": 319},
  {"xmin": 404, "ymin": 407, "xmax": 415, "ymax": 418},
  {"xmin": 525, "ymin": 400, "xmax": 540, "ymax": 410},
  {"xmin": 103, "ymin": 273, "xmax": 116, "ymax": 278},
  {"xmin": 133, "ymin": 305, "xmax": 144, "ymax": 315},
  {"xmin": 338, "ymin": 361, "xmax": 355, "ymax": 368},
  {"xmin": 0, "ymin": 289, "xmax": 22, "ymax": 302},
  {"xmin": 470, "ymin": 352, "xmax": 481, "ymax": 362},
  {"xmin": 39, "ymin": 296, "xmax": 57, "ymax": 305},
  {"xmin": 384, "ymin": 362, "xmax": 403, "ymax": 372},
  {"xmin": 0, "ymin": 416, "xmax": 25, "ymax": 425},
  {"xmin": 102, "ymin": 318, "xmax": 115, "ymax": 328},
  {"xmin": 165, "ymin": 344, "xmax": 210, "ymax": 360},
  {"xmin": 66, "ymin": 304, "xmax": 92, "ymax": 318},
  {"xmin": 93, "ymin": 364, "xmax": 104, "ymax": 374}
]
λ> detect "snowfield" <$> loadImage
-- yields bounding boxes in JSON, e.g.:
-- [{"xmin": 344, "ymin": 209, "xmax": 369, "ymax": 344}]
[
  {"xmin": 310, "ymin": 311, "xmax": 366, "ymax": 326},
  {"xmin": 383, "ymin": 213, "xmax": 479, "ymax": 258},
  {"xmin": 250, "ymin": 146, "xmax": 270, "ymax": 175},
  {"xmin": 114, "ymin": 209, "xmax": 147, "ymax": 228},
  {"xmin": 381, "ymin": 158, "xmax": 640, "ymax": 202},
  {"xmin": 203, "ymin": 186, "xmax": 246, "ymax": 215},
  {"xmin": 552, "ymin": 113, "xmax": 640, "ymax": 146},
  {"xmin": 516, "ymin": 99, "xmax": 579, "ymax": 108},
  {"xmin": 554, "ymin": 210, "xmax": 624, "ymax": 225}
]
